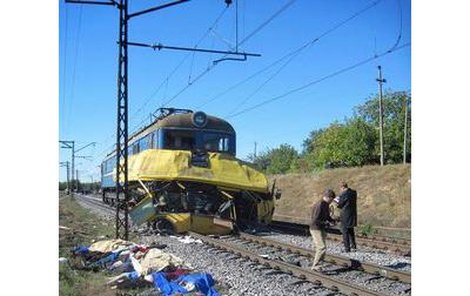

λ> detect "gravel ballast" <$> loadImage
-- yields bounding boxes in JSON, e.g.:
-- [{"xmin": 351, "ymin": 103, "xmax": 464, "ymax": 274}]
[{"xmin": 74, "ymin": 194, "xmax": 411, "ymax": 295}]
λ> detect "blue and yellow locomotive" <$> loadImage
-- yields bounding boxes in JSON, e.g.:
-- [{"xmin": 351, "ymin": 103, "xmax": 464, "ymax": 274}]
[{"xmin": 101, "ymin": 108, "xmax": 280, "ymax": 234}]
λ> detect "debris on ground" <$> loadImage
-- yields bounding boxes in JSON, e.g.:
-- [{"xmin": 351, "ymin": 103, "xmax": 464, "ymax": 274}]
[{"xmin": 70, "ymin": 239, "xmax": 220, "ymax": 295}]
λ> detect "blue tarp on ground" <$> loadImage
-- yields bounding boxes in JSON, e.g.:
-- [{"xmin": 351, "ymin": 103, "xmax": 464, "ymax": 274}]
[{"xmin": 152, "ymin": 272, "xmax": 220, "ymax": 296}]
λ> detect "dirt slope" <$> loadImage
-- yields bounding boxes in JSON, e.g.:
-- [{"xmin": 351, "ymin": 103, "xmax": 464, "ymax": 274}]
[{"xmin": 270, "ymin": 164, "xmax": 411, "ymax": 228}]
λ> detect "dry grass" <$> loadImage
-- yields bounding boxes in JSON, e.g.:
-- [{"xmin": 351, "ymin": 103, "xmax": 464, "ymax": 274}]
[
  {"xmin": 59, "ymin": 196, "xmax": 116, "ymax": 296},
  {"xmin": 270, "ymin": 164, "xmax": 411, "ymax": 228}
]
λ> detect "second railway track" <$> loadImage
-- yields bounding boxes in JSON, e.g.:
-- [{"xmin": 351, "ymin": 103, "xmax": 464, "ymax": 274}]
[
  {"xmin": 190, "ymin": 232, "xmax": 411, "ymax": 296},
  {"xmin": 269, "ymin": 220, "xmax": 411, "ymax": 256}
]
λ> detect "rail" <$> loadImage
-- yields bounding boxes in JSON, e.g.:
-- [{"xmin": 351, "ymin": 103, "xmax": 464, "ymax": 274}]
[{"xmin": 189, "ymin": 231, "xmax": 388, "ymax": 296}]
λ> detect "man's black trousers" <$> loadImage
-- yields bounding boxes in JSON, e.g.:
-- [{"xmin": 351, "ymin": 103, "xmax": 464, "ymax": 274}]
[{"xmin": 341, "ymin": 226, "xmax": 356, "ymax": 251}]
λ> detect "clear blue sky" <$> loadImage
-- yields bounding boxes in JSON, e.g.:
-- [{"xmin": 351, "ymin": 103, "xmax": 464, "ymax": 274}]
[{"xmin": 59, "ymin": 0, "xmax": 411, "ymax": 182}]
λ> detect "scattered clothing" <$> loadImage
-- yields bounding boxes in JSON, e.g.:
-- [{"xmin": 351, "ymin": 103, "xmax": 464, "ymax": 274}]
[
  {"xmin": 139, "ymin": 248, "xmax": 185, "ymax": 275},
  {"xmin": 152, "ymin": 272, "xmax": 219, "ymax": 296},
  {"xmin": 89, "ymin": 239, "xmax": 134, "ymax": 253},
  {"xmin": 72, "ymin": 245, "xmax": 89, "ymax": 255},
  {"xmin": 71, "ymin": 238, "xmax": 217, "ymax": 295}
]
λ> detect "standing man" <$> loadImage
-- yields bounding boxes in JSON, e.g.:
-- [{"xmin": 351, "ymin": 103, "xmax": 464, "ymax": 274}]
[
  {"xmin": 310, "ymin": 189, "xmax": 336, "ymax": 271},
  {"xmin": 335, "ymin": 181, "xmax": 358, "ymax": 252}
]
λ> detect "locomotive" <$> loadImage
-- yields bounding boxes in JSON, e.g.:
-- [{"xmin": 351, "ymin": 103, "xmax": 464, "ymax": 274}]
[{"xmin": 101, "ymin": 108, "xmax": 280, "ymax": 234}]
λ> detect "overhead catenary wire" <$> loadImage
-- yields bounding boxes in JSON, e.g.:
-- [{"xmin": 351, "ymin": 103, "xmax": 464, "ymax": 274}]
[
  {"xmin": 96, "ymin": 0, "xmax": 298, "ymax": 160},
  {"xmin": 227, "ymin": 42, "xmax": 411, "ymax": 119},
  {"xmin": 128, "ymin": 6, "xmax": 229, "ymax": 123},
  {"xmin": 225, "ymin": 0, "xmax": 384, "ymax": 116},
  {"xmin": 61, "ymin": 5, "xmax": 69, "ymax": 137},
  {"xmin": 160, "ymin": 0, "xmax": 297, "ymax": 108},
  {"xmin": 64, "ymin": 6, "xmax": 84, "ymax": 139},
  {"xmin": 239, "ymin": 0, "xmax": 296, "ymax": 46},
  {"xmin": 197, "ymin": 0, "xmax": 382, "ymax": 112}
]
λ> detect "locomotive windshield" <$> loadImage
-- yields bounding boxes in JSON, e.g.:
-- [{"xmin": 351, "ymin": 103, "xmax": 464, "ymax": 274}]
[{"xmin": 161, "ymin": 128, "xmax": 235, "ymax": 155}]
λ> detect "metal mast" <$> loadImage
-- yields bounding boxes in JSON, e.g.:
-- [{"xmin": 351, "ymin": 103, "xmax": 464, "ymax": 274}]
[
  {"xmin": 115, "ymin": 0, "xmax": 129, "ymax": 239},
  {"xmin": 64, "ymin": 0, "xmax": 260, "ymax": 240},
  {"xmin": 376, "ymin": 65, "xmax": 386, "ymax": 166}
]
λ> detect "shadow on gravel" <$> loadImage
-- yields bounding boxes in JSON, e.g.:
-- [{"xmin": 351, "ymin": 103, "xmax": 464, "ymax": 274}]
[{"xmin": 384, "ymin": 262, "xmax": 411, "ymax": 269}]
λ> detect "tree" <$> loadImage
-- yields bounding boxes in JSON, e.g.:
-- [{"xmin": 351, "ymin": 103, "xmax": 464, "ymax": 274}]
[
  {"xmin": 248, "ymin": 144, "xmax": 299, "ymax": 174},
  {"xmin": 300, "ymin": 117, "xmax": 376, "ymax": 169},
  {"xmin": 247, "ymin": 151, "xmax": 271, "ymax": 171},
  {"xmin": 266, "ymin": 144, "xmax": 299, "ymax": 174},
  {"xmin": 354, "ymin": 91, "xmax": 411, "ymax": 163}
]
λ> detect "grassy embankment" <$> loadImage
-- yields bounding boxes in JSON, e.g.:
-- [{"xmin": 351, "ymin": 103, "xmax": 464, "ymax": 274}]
[
  {"xmin": 270, "ymin": 164, "xmax": 411, "ymax": 230},
  {"xmin": 59, "ymin": 195, "xmax": 117, "ymax": 296}
]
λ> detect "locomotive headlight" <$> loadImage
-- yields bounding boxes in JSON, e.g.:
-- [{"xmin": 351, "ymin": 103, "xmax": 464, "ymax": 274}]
[{"xmin": 192, "ymin": 111, "xmax": 208, "ymax": 128}]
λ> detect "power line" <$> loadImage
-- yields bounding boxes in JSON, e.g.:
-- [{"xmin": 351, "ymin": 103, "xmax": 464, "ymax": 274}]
[
  {"xmin": 227, "ymin": 42, "xmax": 411, "ymax": 119},
  {"xmin": 104, "ymin": 6, "xmax": 229, "ymax": 153},
  {"xmin": 65, "ymin": 6, "xmax": 84, "ymax": 137},
  {"xmin": 160, "ymin": 0, "xmax": 297, "ymax": 108},
  {"xmin": 61, "ymin": 6, "xmax": 69, "ymax": 136},
  {"xmin": 128, "ymin": 6, "xmax": 229, "ymax": 122},
  {"xmin": 201, "ymin": 0, "xmax": 384, "ymax": 111},
  {"xmin": 96, "ymin": 4, "xmax": 234, "ymax": 161},
  {"xmin": 239, "ymin": 0, "xmax": 296, "ymax": 46},
  {"xmin": 226, "ymin": 0, "xmax": 384, "ymax": 116}
]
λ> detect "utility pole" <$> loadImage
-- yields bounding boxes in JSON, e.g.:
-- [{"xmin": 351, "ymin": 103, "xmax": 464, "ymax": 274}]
[
  {"xmin": 76, "ymin": 169, "xmax": 79, "ymax": 191},
  {"xmin": 60, "ymin": 140, "xmax": 75, "ymax": 193},
  {"xmin": 64, "ymin": 0, "xmax": 260, "ymax": 240},
  {"xmin": 376, "ymin": 65, "xmax": 386, "ymax": 166},
  {"xmin": 254, "ymin": 141, "xmax": 257, "ymax": 158},
  {"xmin": 403, "ymin": 94, "xmax": 409, "ymax": 164},
  {"xmin": 60, "ymin": 161, "xmax": 70, "ymax": 193},
  {"xmin": 60, "ymin": 140, "xmax": 96, "ymax": 192}
]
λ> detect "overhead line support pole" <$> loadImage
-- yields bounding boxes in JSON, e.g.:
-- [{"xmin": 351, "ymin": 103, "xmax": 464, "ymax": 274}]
[
  {"xmin": 403, "ymin": 94, "xmax": 408, "ymax": 164},
  {"xmin": 60, "ymin": 140, "xmax": 75, "ymax": 195},
  {"xmin": 376, "ymin": 65, "xmax": 386, "ymax": 166},
  {"xmin": 60, "ymin": 161, "xmax": 71, "ymax": 194},
  {"xmin": 64, "ymin": 0, "xmax": 191, "ymax": 241},
  {"xmin": 115, "ymin": 0, "xmax": 129, "ymax": 240}
]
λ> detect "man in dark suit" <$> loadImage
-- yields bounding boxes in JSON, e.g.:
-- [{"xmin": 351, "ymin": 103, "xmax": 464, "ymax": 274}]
[{"xmin": 334, "ymin": 181, "xmax": 357, "ymax": 252}]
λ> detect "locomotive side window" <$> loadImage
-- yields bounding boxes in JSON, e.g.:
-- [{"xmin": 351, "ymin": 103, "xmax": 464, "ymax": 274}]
[
  {"xmin": 153, "ymin": 130, "xmax": 160, "ymax": 148},
  {"xmin": 149, "ymin": 133, "xmax": 154, "ymax": 149},
  {"xmin": 140, "ymin": 135, "xmax": 149, "ymax": 151},
  {"xmin": 132, "ymin": 142, "xmax": 140, "ymax": 154}
]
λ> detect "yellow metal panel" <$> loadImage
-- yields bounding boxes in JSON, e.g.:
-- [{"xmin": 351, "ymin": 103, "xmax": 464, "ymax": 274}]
[
  {"xmin": 155, "ymin": 213, "xmax": 233, "ymax": 235},
  {"xmin": 115, "ymin": 149, "xmax": 269, "ymax": 193},
  {"xmin": 156, "ymin": 213, "xmax": 191, "ymax": 233},
  {"xmin": 190, "ymin": 215, "xmax": 233, "ymax": 235}
]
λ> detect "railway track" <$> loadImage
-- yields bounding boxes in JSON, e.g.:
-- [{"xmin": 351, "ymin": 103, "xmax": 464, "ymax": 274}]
[
  {"xmin": 239, "ymin": 232, "xmax": 411, "ymax": 284},
  {"xmin": 71, "ymin": 194, "xmax": 411, "ymax": 295},
  {"xmin": 74, "ymin": 194, "xmax": 117, "ymax": 217},
  {"xmin": 270, "ymin": 220, "xmax": 411, "ymax": 256},
  {"xmin": 190, "ymin": 232, "xmax": 411, "ymax": 296}
]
